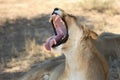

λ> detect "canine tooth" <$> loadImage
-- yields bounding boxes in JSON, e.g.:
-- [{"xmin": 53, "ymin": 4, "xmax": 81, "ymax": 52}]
[
  {"xmin": 49, "ymin": 14, "xmax": 57, "ymax": 22},
  {"xmin": 55, "ymin": 16, "xmax": 59, "ymax": 22},
  {"xmin": 49, "ymin": 17, "xmax": 52, "ymax": 22},
  {"xmin": 60, "ymin": 20, "xmax": 64, "ymax": 24},
  {"xmin": 53, "ymin": 39, "xmax": 57, "ymax": 45}
]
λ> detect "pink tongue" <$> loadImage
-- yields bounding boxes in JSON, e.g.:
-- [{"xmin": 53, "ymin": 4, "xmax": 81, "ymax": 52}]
[
  {"xmin": 45, "ymin": 36, "xmax": 56, "ymax": 50},
  {"xmin": 45, "ymin": 15, "xmax": 65, "ymax": 51}
]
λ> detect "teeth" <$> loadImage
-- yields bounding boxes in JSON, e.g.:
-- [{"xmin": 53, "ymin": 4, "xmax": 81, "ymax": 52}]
[
  {"xmin": 53, "ymin": 39, "xmax": 57, "ymax": 45},
  {"xmin": 54, "ymin": 15, "xmax": 59, "ymax": 22},
  {"xmin": 49, "ymin": 14, "xmax": 56, "ymax": 22},
  {"xmin": 49, "ymin": 17, "xmax": 52, "ymax": 22},
  {"xmin": 60, "ymin": 19, "xmax": 64, "ymax": 24}
]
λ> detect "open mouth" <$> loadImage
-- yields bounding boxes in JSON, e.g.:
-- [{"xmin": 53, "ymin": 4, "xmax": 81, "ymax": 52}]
[{"xmin": 45, "ymin": 13, "xmax": 68, "ymax": 51}]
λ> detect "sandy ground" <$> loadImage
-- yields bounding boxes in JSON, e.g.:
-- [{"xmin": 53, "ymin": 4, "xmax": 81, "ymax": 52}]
[{"xmin": 0, "ymin": 0, "xmax": 120, "ymax": 80}]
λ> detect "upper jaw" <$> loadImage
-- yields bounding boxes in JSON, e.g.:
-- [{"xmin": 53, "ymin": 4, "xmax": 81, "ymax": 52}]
[
  {"xmin": 49, "ymin": 9, "xmax": 63, "ymax": 22},
  {"xmin": 53, "ymin": 9, "xmax": 63, "ymax": 16}
]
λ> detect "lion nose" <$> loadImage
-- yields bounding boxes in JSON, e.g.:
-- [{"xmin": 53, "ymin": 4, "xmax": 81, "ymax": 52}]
[
  {"xmin": 54, "ymin": 8, "xmax": 59, "ymax": 11},
  {"xmin": 52, "ymin": 8, "xmax": 59, "ymax": 15}
]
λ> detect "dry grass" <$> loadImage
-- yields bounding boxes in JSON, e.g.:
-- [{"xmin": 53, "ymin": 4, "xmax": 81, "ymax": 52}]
[
  {"xmin": 1, "ymin": 37, "xmax": 61, "ymax": 73},
  {"xmin": 79, "ymin": 0, "xmax": 120, "ymax": 14}
]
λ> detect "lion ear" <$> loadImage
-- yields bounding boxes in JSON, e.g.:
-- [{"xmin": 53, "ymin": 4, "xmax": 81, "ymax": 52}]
[
  {"xmin": 90, "ymin": 31, "xmax": 98, "ymax": 39},
  {"xmin": 82, "ymin": 25, "xmax": 98, "ymax": 39}
]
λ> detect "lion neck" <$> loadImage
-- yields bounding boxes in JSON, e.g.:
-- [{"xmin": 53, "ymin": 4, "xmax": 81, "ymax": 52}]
[{"xmin": 61, "ymin": 22, "xmax": 93, "ymax": 80}]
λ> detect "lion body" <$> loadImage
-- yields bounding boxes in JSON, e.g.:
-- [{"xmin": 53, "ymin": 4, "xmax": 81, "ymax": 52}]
[
  {"xmin": 49, "ymin": 10, "xmax": 109, "ymax": 80},
  {"xmin": 19, "ymin": 8, "xmax": 120, "ymax": 80}
]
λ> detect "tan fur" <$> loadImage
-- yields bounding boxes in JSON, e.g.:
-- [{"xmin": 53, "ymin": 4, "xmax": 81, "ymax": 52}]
[
  {"xmin": 51, "ymin": 11, "xmax": 109, "ymax": 80},
  {"xmin": 49, "ymin": 32, "xmax": 120, "ymax": 80}
]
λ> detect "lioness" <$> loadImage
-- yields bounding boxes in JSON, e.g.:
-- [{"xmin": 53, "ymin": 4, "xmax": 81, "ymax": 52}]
[
  {"xmin": 20, "ymin": 8, "xmax": 120, "ymax": 80},
  {"xmin": 44, "ymin": 8, "xmax": 109, "ymax": 80}
]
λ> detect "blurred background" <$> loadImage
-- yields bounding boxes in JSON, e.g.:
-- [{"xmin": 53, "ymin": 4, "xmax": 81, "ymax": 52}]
[{"xmin": 0, "ymin": 0, "xmax": 120, "ymax": 80}]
